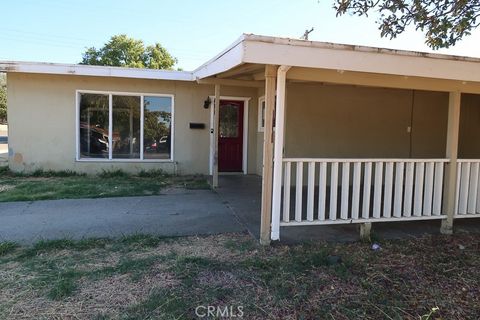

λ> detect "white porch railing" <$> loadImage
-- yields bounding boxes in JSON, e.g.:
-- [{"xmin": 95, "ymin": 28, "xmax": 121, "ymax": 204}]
[
  {"xmin": 455, "ymin": 160, "xmax": 480, "ymax": 218},
  {"xmin": 280, "ymin": 158, "xmax": 449, "ymax": 226}
]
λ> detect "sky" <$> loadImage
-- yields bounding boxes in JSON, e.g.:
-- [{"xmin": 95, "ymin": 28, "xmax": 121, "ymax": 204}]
[{"xmin": 1, "ymin": 0, "xmax": 479, "ymax": 71}]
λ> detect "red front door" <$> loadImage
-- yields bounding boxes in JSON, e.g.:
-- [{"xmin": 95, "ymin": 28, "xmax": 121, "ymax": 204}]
[{"xmin": 218, "ymin": 100, "xmax": 244, "ymax": 172}]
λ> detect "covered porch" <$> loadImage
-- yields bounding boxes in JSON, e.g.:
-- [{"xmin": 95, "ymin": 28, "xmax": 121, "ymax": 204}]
[
  {"xmin": 198, "ymin": 35, "xmax": 480, "ymax": 243},
  {"xmin": 215, "ymin": 175, "xmax": 480, "ymax": 243}
]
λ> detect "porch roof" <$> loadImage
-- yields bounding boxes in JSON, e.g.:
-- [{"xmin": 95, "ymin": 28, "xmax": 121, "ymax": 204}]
[
  {"xmin": 194, "ymin": 34, "xmax": 480, "ymax": 84},
  {"xmin": 2, "ymin": 34, "xmax": 480, "ymax": 84}
]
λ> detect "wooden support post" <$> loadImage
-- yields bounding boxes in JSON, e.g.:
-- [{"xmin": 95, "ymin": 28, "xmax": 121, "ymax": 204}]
[
  {"xmin": 359, "ymin": 222, "xmax": 372, "ymax": 242},
  {"xmin": 441, "ymin": 91, "xmax": 461, "ymax": 234},
  {"xmin": 260, "ymin": 65, "xmax": 278, "ymax": 245},
  {"xmin": 271, "ymin": 65, "xmax": 291, "ymax": 241},
  {"xmin": 212, "ymin": 84, "xmax": 221, "ymax": 188}
]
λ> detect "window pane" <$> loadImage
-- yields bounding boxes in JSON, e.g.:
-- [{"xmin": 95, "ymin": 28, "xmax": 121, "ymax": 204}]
[
  {"xmin": 144, "ymin": 96, "xmax": 172, "ymax": 159},
  {"xmin": 260, "ymin": 99, "xmax": 276, "ymax": 129},
  {"xmin": 261, "ymin": 101, "xmax": 265, "ymax": 128},
  {"xmin": 219, "ymin": 103, "xmax": 239, "ymax": 138},
  {"xmin": 79, "ymin": 93, "xmax": 109, "ymax": 158},
  {"xmin": 112, "ymin": 95, "xmax": 141, "ymax": 159}
]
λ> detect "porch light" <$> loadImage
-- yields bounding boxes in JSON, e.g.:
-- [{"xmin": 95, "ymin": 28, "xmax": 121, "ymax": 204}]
[{"xmin": 203, "ymin": 97, "xmax": 211, "ymax": 109}]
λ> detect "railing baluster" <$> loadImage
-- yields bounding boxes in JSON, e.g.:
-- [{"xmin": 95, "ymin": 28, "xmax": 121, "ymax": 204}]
[
  {"xmin": 373, "ymin": 162, "xmax": 383, "ymax": 218},
  {"xmin": 460, "ymin": 163, "xmax": 471, "ymax": 215},
  {"xmin": 383, "ymin": 162, "xmax": 394, "ymax": 218},
  {"xmin": 404, "ymin": 162, "xmax": 414, "ymax": 217},
  {"xmin": 351, "ymin": 162, "xmax": 361, "ymax": 220},
  {"xmin": 330, "ymin": 162, "xmax": 339, "ymax": 221},
  {"xmin": 307, "ymin": 162, "xmax": 315, "ymax": 221},
  {"xmin": 432, "ymin": 162, "xmax": 444, "ymax": 215},
  {"xmin": 362, "ymin": 162, "xmax": 372, "ymax": 219},
  {"xmin": 459, "ymin": 162, "xmax": 470, "ymax": 215},
  {"xmin": 318, "ymin": 162, "xmax": 327, "ymax": 220},
  {"xmin": 455, "ymin": 162, "xmax": 461, "ymax": 214},
  {"xmin": 477, "ymin": 164, "xmax": 480, "ymax": 214},
  {"xmin": 341, "ymin": 162, "xmax": 350, "ymax": 219},
  {"xmin": 413, "ymin": 162, "xmax": 425, "ymax": 216},
  {"xmin": 295, "ymin": 162, "xmax": 303, "ymax": 222},
  {"xmin": 393, "ymin": 162, "xmax": 404, "ymax": 217},
  {"xmin": 468, "ymin": 162, "xmax": 479, "ymax": 214},
  {"xmin": 282, "ymin": 162, "xmax": 291, "ymax": 222},
  {"xmin": 423, "ymin": 162, "xmax": 434, "ymax": 216}
]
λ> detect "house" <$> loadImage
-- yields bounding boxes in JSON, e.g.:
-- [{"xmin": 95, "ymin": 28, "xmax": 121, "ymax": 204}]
[{"xmin": 1, "ymin": 34, "xmax": 480, "ymax": 243}]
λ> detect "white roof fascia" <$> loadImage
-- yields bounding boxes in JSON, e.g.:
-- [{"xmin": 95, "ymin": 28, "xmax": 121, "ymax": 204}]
[
  {"xmin": 0, "ymin": 61, "xmax": 194, "ymax": 81},
  {"xmin": 241, "ymin": 35, "xmax": 480, "ymax": 83},
  {"xmin": 192, "ymin": 35, "xmax": 246, "ymax": 79},
  {"xmin": 3, "ymin": 34, "xmax": 480, "ymax": 83}
]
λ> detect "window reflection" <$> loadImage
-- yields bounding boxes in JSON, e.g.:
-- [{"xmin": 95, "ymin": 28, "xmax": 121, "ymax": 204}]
[
  {"xmin": 144, "ymin": 96, "xmax": 172, "ymax": 159},
  {"xmin": 112, "ymin": 95, "xmax": 141, "ymax": 159},
  {"xmin": 79, "ymin": 93, "xmax": 109, "ymax": 158},
  {"xmin": 219, "ymin": 103, "xmax": 239, "ymax": 138}
]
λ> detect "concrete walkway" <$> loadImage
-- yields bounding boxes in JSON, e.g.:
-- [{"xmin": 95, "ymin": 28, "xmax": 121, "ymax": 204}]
[
  {"xmin": 0, "ymin": 189, "xmax": 246, "ymax": 244},
  {"xmin": 1, "ymin": 175, "xmax": 479, "ymax": 244}
]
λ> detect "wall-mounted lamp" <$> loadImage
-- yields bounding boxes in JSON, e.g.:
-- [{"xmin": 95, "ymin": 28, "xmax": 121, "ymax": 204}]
[{"xmin": 203, "ymin": 97, "xmax": 211, "ymax": 109}]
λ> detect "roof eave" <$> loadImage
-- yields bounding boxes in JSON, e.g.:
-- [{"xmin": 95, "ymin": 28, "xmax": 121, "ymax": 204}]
[
  {"xmin": 240, "ymin": 35, "xmax": 480, "ymax": 83},
  {"xmin": 192, "ymin": 34, "xmax": 246, "ymax": 80},
  {"xmin": 0, "ymin": 61, "xmax": 194, "ymax": 81}
]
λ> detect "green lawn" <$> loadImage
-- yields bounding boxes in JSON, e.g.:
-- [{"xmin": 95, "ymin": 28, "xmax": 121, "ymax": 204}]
[
  {"xmin": 0, "ymin": 167, "xmax": 209, "ymax": 202},
  {"xmin": 0, "ymin": 233, "xmax": 478, "ymax": 319}
]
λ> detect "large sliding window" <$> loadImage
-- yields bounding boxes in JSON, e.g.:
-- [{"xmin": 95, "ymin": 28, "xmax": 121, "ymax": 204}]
[{"xmin": 77, "ymin": 91, "xmax": 173, "ymax": 161}]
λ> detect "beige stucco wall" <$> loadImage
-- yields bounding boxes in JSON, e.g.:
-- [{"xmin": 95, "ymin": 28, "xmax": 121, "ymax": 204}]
[
  {"xmin": 459, "ymin": 93, "xmax": 480, "ymax": 158},
  {"xmin": 254, "ymin": 83, "xmax": 460, "ymax": 176},
  {"xmin": 284, "ymin": 83, "xmax": 452, "ymax": 159},
  {"xmin": 8, "ymin": 73, "xmax": 479, "ymax": 176},
  {"xmin": 7, "ymin": 73, "xmax": 259, "ymax": 174}
]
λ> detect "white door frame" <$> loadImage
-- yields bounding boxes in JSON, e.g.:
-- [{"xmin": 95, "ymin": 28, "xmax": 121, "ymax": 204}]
[{"xmin": 209, "ymin": 96, "xmax": 251, "ymax": 175}]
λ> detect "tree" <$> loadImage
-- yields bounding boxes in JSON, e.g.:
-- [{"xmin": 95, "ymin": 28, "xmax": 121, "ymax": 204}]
[
  {"xmin": 80, "ymin": 34, "xmax": 177, "ymax": 69},
  {"xmin": 0, "ymin": 73, "xmax": 6, "ymax": 123},
  {"xmin": 334, "ymin": 0, "xmax": 480, "ymax": 49}
]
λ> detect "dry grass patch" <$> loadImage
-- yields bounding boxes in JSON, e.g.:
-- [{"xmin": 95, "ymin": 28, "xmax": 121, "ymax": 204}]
[{"xmin": 0, "ymin": 232, "xmax": 479, "ymax": 319}]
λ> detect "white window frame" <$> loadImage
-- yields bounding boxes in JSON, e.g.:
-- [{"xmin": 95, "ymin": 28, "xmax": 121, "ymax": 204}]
[
  {"xmin": 75, "ymin": 89, "xmax": 175, "ymax": 162},
  {"xmin": 258, "ymin": 95, "xmax": 277, "ymax": 133},
  {"xmin": 258, "ymin": 95, "xmax": 266, "ymax": 132}
]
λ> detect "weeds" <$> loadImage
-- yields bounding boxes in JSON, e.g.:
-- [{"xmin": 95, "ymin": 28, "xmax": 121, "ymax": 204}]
[
  {"xmin": 98, "ymin": 169, "xmax": 129, "ymax": 178},
  {"xmin": 0, "ymin": 168, "xmax": 208, "ymax": 202},
  {"xmin": 19, "ymin": 238, "xmax": 110, "ymax": 258},
  {"xmin": 0, "ymin": 241, "xmax": 17, "ymax": 256},
  {"xmin": 120, "ymin": 234, "xmax": 174, "ymax": 248},
  {"xmin": 48, "ymin": 269, "xmax": 80, "ymax": 300},
  {"xmin": 0, "ymin": 165, "xmax": 8, "ymax": 175},
  {"xmin": 137, "ymin": 169, "xmax": 168, "ymax": 178},
  {"xmin": 0, "ymin": 167, "xmax": 85, "ymax": 177},
  {"xmin": 124, "ymin": 288, "xmax": 188, "ymax": 320},
  {"xmin": 0, "ymin": 234, "xmax": 479, "ymax": 319}
]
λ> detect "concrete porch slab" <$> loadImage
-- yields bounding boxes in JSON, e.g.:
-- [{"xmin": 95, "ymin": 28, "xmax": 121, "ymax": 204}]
[{"xmin": 215, "ymin": 175, "xmax": 480, "ymax": 244}]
